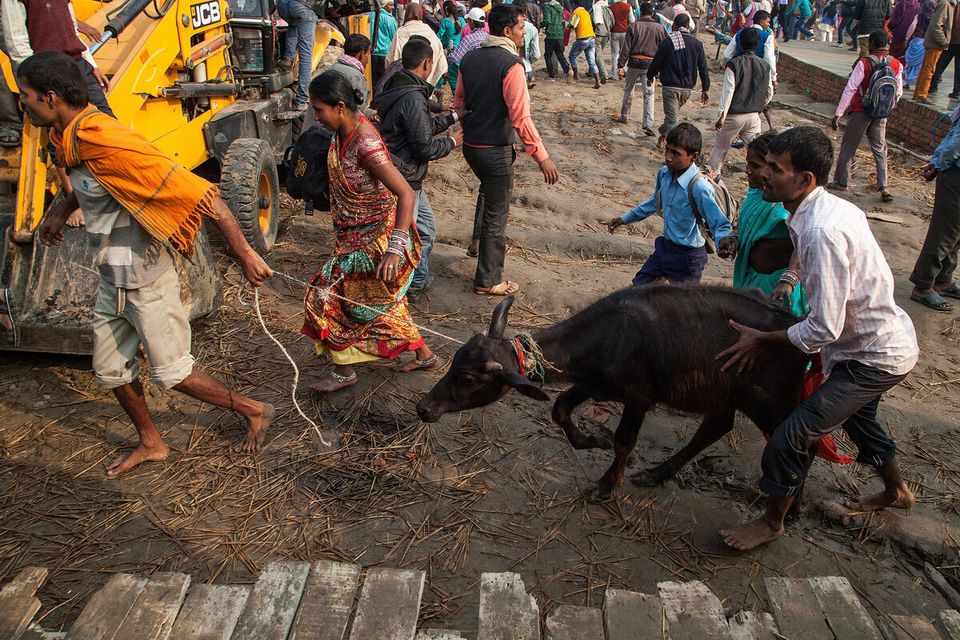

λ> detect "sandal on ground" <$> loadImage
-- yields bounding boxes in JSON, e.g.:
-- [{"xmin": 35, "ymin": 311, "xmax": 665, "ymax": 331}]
[
  {"xmin": 309, "ymin": 370, "xmax": 358, "ymax": 393},
  {"xmin": 880, "ymin": 189, "xmax": 894, "ymax": 202},
  {"xmin": 0, "ymin": 126, "xmax": 21, "ymax": 147},
  {"xmin": 937, "ymin": 282, "xmax": 960, "ymax": 299},
  {"xmin": 474, "ymin": 281, "xmax": 520, "ymax": 296},
  {"xmin": 396, "ymin": 354, "xmax": 444, "ymax": 373},
  {"xmin": 911, "ymin": 290, "xmax": 954, "ymax": 312},
  {"xmin": 826, "ymin": 182, "xmax": 848, "ymax": 191}
]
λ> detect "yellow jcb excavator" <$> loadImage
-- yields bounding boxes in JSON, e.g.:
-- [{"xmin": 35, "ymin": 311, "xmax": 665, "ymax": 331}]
[{"xmin": 0, "ymin": 0, "xmax": 375, "ymax": 354}]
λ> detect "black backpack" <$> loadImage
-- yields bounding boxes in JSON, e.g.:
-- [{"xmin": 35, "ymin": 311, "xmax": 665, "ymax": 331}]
[{"xmin": 285, "ymin": 125, "xmax": 333, "ymax": 211}]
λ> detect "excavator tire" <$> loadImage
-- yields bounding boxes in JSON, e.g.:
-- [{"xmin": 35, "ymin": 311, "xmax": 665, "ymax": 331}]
[{"xmin": 220, "ymin": 138, "xmax": 280, "ymax": 254}]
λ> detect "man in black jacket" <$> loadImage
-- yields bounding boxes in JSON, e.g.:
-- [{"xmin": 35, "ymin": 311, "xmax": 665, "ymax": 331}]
[
  {"xmin": 373, "ymin": 38, "xmax": 463, "ymax": 298},
  {"xmin": 646, "ymin": 13, "xmax": 710, "ymax": 148},
  {"xmin": 852, "ymin": 0, "xmax": 891, "ymax": 55}
]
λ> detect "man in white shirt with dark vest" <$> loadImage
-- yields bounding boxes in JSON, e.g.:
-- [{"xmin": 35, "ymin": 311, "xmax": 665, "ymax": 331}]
[
  {"xmin": 717, "ymin": 126, "xmax": 919, "ymax": 551},
  {"xmin": 706, "ymin": 26, "xmax": 771, "ymax": 176}
]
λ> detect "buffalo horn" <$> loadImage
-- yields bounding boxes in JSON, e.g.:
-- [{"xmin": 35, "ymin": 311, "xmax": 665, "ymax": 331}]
[
  {"xmin": 484, "ymin": 361, "xmax": 504, "ymax": 372},
  {"xmin": 487, "ymin": 296, "xmax": 515, "ymax": 338}
]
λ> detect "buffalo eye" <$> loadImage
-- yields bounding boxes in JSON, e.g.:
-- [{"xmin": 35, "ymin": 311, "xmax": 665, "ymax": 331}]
[{"xmin": 457, "ymin": 372, "xmax": 478, "ymax": 387}]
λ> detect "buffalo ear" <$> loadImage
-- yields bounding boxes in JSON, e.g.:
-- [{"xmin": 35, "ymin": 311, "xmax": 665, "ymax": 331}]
[
  {"xmin": 487, "ymin": 296, "xmax": 515, "ymax": 338},
  {"xmin": 502, "ymin": 372, "xmax": 550, "ymax": 401}
]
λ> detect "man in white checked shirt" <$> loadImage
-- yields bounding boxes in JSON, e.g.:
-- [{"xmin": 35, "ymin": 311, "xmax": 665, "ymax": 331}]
[{"xmin": 716, "ymin": 126, "xmax": 919, "ymax": 551}]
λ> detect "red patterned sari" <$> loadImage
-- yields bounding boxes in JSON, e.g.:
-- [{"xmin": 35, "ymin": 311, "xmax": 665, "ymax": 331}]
[{"xmin": 301, "ymin": 118, "xmax": 423, "ymax": 364}]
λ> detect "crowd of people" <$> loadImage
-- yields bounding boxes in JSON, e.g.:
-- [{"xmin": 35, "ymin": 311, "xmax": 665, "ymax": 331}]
[{"xmin": 1, "ymin": 0, "xmax": 959, "ymax": 553}]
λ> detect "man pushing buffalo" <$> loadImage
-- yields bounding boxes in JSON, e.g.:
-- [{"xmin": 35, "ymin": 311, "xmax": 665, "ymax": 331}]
[{"xmin": 718, "ymin": 126, "xmax": 919, "ymax": 551}]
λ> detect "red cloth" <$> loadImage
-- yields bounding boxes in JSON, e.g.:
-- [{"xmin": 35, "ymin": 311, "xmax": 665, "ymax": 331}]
[
  {"xmin": 611, "ymin": 2, "xmax": 633, "ymax": 32},
  {"xmin": 20, "ymin": 0, "xmax": 86, "ymax": 60}
]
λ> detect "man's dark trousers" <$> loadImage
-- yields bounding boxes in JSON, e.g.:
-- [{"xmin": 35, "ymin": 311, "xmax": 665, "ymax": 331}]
[{"xmin": 464, "ymin": 144, "xmax": 515, "ymax": 288}]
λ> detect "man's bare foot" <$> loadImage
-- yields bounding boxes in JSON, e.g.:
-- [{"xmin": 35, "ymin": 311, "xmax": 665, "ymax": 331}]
[
  {"xmin": 65, "ymin": 209, "xmax": 85, "ymax": 227},
  {"xmin": 844, "ymin": 485, "xmax": 915, "ymax": 512},
  {"xmin": 236, "ymin": 402, "xmax": 274, "ymax": 454},
  {"xmin": 719, "ymin": 517, "xmax": 784, "ymax": 551},
  {"xmin": 105, "ymin": 442, "xmax": 170, "ymax": 478},
  {"xmin": 309, "ymin": 370, "xmax": 358, "ymax": 394}
]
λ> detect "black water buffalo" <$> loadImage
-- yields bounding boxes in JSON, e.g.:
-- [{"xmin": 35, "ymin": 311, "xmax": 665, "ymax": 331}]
[{"xmin": 416, "ymin": 286, "xmax": 811, "ymax": 503}]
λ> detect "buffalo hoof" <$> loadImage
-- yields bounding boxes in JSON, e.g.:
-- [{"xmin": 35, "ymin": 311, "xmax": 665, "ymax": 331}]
[
  {"xmin": 586, "ymin": 485, "xmax": 614, "ymax": 504},
  {"xmin": 630, "ymin": 469, "xmax": 667, "ymax": 488}
]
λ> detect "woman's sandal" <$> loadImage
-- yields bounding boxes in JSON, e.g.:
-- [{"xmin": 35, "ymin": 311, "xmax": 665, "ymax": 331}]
[
  {"xmin": 309, "ymin": 370, "xmax": 358, "ymax": 393},
  {"xmin": 396, "ymin": 353, "xmax": 443, "ymax": 373},
  {"xmin": 911, "ymin": 290, "xmax": 953, "ymax": 312},
  {"xmin": 474, "ymin": 281, "xmax": 520, "ymax": 296}
]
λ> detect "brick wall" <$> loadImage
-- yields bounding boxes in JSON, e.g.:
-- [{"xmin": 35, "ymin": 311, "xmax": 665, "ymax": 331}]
[{"xmin": 777, "ymin": 52, "xmax": 951, "ymax": 154}]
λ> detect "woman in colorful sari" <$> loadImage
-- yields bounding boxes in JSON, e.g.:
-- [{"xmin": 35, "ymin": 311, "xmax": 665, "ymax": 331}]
[
  {"xmin": 903, "ymin": 0, "xmax": 935, "ymax": 89},
  {"xmin": 731, "ymin": 132, "xmax": 808, "ymax": 317},
  {"xmin": 302, "ymin": 74, "xmax": 440, "ymax": 393}
]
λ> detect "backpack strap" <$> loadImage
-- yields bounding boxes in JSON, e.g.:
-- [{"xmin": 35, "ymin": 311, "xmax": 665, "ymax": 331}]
[{"xmin": 686, "ymin": 172, "xmax": 706, "ymax": 228}]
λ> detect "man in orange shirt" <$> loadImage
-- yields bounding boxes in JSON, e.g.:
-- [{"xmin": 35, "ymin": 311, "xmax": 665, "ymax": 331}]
[{"xmin": 454, "ymin": 4, "xmax": 560, "ymax": 295}]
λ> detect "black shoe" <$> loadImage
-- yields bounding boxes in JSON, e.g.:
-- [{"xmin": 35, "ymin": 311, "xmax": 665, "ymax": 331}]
[{"xmin": 950, "ymin": 92, "xmax": 959, "ymax": 99}]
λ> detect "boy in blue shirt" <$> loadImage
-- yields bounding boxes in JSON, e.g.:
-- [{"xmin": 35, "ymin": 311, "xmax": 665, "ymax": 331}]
[{"xmin": 608, "ymin": 123, "xmax": 735, "ymax": 284}]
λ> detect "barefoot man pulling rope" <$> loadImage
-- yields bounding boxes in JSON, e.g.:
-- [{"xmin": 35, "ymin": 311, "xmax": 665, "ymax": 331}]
[{"xmin": 21, "ymin": 51, "xmax": 275, "ymax": 478}]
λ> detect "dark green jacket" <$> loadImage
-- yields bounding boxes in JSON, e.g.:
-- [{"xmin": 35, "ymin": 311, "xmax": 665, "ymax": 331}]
[{"xmin": 542, "ymin": 1, "xmax": 566, "ymax": 39}]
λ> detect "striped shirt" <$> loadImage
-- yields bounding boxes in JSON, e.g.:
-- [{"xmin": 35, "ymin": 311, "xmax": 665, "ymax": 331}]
[
  {"xmin": 785, "ymin": 187, "xmax": 918, "ymax": 376},
  {"xmin": 449, "ymin": 26, "xmax": 488, "ymax": 63}
]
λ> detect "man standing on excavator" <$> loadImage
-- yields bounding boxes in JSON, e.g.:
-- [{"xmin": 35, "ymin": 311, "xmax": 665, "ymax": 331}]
[{"xmin": 19, "ymin": 51, "xmax": 276, "ymax": 478}]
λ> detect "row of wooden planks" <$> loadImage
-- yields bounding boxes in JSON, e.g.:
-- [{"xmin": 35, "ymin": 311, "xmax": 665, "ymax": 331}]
[{"xmin": 3, "ymin": 561, "xmax": 960, "ymax": 640}]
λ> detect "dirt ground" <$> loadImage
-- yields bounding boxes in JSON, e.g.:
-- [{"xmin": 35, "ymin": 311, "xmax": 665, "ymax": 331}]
[{"xmin": 2, "ymin": 38, "xmax": 960, "ymax": 633}]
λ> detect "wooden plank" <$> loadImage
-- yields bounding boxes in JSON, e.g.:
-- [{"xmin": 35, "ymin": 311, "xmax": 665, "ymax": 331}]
[
  {"xmin": 0, "ymin": 567, "xmax": 49, "ymax": 640},
  {"xmin": 349, "ymin": 567, "xmax": 425, "ymax": 640},
  {"xmin": 808, "ymin": 576, "xmax": 883, "ymax": 640},
  {"xmin": 477, "ymin": 572, "xmax": 539, "ymax": 640},
  {"xmin": 65, "ymin": 573, "xmax": 149, "ymax": 640},
  {"xmin": 764, "ymin": 577, "xmax": 832, "ymax": 640},
  {"xmin": 888, "ymin": 615, "xmax": 941, "ymax": 640},
  {"xmin": 112, "ymin": 572, "xmax": 190, "ymax": 640},
  {"xmin": 727, "ymin": 611, "xmax": 778, "ymax": 640},
  {"xmin": 658, "ymin": 580, "xmax": 732, "ymax": 640},
  {"xmin": 545, "ymin": 605, "xmax": 604, "ymax": 640},
  {"xmin": 603, "ymin": 588, "xmax": 663, "ymax": 640},
  {"xmin": 288, "ymin": 560, "xmax": 360, "ymax": 640},
  {"xmin": 231, "ymin": 561, "xmax": 310, "ymax": 640},
  {"xmin": 938, "ymin": 609, "xmax": 960, "ymax": 640},
  {"xmin": 168, "ymin": 584, "xmax": 250, "ymax": 640}
]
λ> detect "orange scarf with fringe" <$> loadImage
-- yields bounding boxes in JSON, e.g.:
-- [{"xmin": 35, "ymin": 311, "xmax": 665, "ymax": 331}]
[{"xmin": 49, "ymin": 106, "xmax": 218, "ymax": 257}]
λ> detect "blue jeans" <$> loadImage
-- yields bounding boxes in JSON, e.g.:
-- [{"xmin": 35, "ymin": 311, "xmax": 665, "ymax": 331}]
[
  {"xmin": 412, "ymin": 189, "xmax": 436, "ymax": 290},
  {"xmin": 278, "ymin": 0, "xmax": 317, "ymax": 108},
  {"xmin": 786, "ymin": 14, "xmax": 813, "ymax": 39},
  {"xmin": 568, "ymin": 37, "xmax": 598, "ymax": 75}
]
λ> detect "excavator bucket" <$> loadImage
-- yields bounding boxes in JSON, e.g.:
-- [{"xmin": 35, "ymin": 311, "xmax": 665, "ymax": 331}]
[{"xmin": 0, "ymin": 221, "xmax": 222, "ymax": 355}]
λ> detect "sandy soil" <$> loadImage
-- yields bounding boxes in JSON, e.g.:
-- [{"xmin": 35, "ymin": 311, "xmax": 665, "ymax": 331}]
[{"xmin": 1, "ymin": 38, "xmax": 960, "ymax": 633}]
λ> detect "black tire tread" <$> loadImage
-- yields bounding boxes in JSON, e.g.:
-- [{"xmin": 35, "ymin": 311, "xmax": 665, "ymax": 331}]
[{"xmin": 220, "ymin": 138, "xmax": 279, "ymax": 254}]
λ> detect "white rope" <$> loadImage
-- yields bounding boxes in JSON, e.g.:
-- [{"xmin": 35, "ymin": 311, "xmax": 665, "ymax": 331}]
[{"xmin": 247, "ymin": 287, "xmax": 332, "ymax": 448}]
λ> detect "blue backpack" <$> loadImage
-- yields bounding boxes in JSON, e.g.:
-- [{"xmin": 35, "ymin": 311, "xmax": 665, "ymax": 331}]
[{"xmin": 860, "ymin": 55, "xmax": 899, "ymax": 119}]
